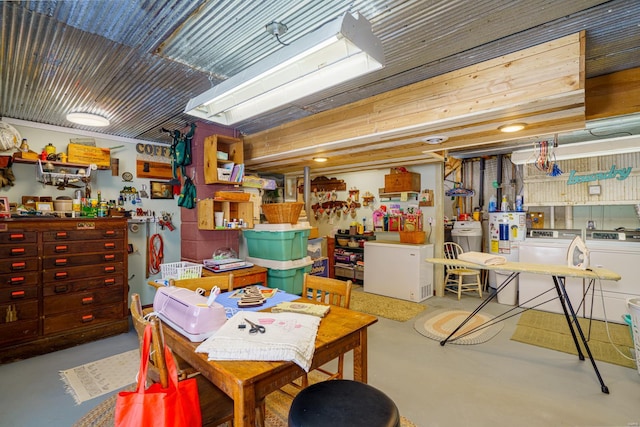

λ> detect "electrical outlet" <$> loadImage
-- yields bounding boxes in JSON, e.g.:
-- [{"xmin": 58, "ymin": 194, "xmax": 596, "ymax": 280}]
[{"xmin": 428, "ymin": 217, "xmax": 434, "ymax": 225}]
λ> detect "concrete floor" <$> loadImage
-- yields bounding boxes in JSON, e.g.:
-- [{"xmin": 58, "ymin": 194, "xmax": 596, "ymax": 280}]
[{"xmin": 1, "ymin": 293, "xmax": 639, "ymax": 426}]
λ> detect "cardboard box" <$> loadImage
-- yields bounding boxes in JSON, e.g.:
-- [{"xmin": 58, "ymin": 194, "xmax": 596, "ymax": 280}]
[
  {"xmin": 384, "ymin": 172, "xmax": 421, "ymax": 192},
  {"xmin": 310, "ymin": 257, "xmax": 329, "ymax": 277},
  {"xmin": 67, "ymin": 143, "xmax": 110, "ymax": 167}
]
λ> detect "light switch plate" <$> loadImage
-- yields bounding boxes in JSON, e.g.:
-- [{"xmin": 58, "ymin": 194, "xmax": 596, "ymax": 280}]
[{"xmin": 588, "ymin": 185, "xmax": 601, "ymax": 195}]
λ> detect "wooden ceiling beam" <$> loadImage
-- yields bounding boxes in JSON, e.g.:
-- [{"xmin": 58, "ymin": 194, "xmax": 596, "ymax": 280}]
[{"xmin": 244, "ymin": 32, "xmax": 586, "ymax": 174}]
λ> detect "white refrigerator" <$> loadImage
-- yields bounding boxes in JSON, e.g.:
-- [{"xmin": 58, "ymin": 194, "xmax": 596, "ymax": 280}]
[
  {"xmin": 487, "ymin": 212, "xmax": 527, "ymax": 303},
  {"xmin": 363, "ymin": 241, "xmax": 434, "ymax": 302}
]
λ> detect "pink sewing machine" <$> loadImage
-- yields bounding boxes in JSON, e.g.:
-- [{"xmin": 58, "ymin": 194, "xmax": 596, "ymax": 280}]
[{"xmin": 153, "ymin": 286, "xmax": 227, "ymax": 342}]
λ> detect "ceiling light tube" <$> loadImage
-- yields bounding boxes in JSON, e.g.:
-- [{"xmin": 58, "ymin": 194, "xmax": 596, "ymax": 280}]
[
  {"xmin": 184, "ymin": 12, "xmax": 385, "ymax": 125},
  {"xmin": 66, "ymin": 112, "xmax": 110, "ymax": 127},
  {"xmin": 313, "ymin": 156, "xmax": 328, "ymax": 162},
  {"xmin": 510, "ymin": 134, "xmax": 640, "ymax": 164}
]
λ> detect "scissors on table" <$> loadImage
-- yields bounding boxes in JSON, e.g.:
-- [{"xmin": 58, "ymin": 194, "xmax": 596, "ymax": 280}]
[{"xmin": 244, "ymin": 318, "xmax": 266, "ymax": 334}]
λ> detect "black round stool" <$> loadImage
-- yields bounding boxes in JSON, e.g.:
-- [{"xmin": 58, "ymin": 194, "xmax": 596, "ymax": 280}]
[{"xmin": 288, "ymin": 380, "xmax": 400, "ymax": 427}]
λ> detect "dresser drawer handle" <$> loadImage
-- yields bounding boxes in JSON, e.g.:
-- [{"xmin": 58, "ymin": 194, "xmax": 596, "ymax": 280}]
[
  {"xmin": 104, "ymin": 278, "xmax": 116, "ymax": 286},
  {"xmin": 104, "ymin": 230, "xmax": 116, "ymax": 237},
  {"xmin": 55, "ymin": 258, "xmax": 68, "ymax": 266},
  {"xmin": 82, "ymin": 314, "xmax": 94, "ymax": 323},
  {"xmin": 104, "ymin": 242, "xmax": 116, "ymax": 249},
  {"xmin": 9, "ymin": 233, "xmax": 26, "ymax": 241},
  {"xmin": 55, "ymin": 245, "xmax": 69, "ymax": 253},
  {"xmin": 11, "ymin": 262, "xmax": 26, "ymax": 271},
  {"xmin": 10, "ymin": 247, "xmax": 26, "ymax": 255},
  {"xmin": 54, "ymin": 272, "xmax": 69, "ymax": 280},
  {"xmin": 104, "ymin": 266, "xmax": 116, "ymax": 273},
  {"xmin": 54, "ymin": 285, "xmax": 69, "ymax": 293},
  {"xmin": 10, "ymin": 276, "xmax": 26, "ymax": 285},
  {"xmin": 82, "ymin": 297, "xmax": 94, "ymax": 305},
  {"xmin": 104, "ymin": 254, "xmax": 115, "ymax": 261},
  {"xmin": 55, "ymin": 232, "xmax": 69, "ymax": 239},
  {"xmin": 11, "ymin": 290, "xmax": 25, "ymax": 299}
]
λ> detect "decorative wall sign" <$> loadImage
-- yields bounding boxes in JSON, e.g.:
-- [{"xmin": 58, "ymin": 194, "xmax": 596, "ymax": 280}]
[
  {"xmin": 567, "ymin": 165, "xmax": 632, "ymax": 185},
  {"xmin": 150, "ymin": 181, "xmax": 174, "ymax": 199},
  {"xmin": 136, "ymin": 159, "xmax": 173, "ymax": 179}
]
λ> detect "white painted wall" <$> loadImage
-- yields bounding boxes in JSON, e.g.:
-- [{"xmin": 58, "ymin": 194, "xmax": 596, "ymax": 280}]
[
  {"xmin": 305, "ymin": 164, "xmax": 439, "ymax": 242},
  {"xmin": 5, "ymin": 121, "xmax": 182, "ymax": 305}
]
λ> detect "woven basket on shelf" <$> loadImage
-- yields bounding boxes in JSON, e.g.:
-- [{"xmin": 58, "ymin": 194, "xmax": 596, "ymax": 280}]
[
  {"xmin": 261, "ymin": 202, "xmax": 304, "ymax": 224},
  {"xmin": 398, "ymin": 231, "xmax": 426, "ymax": 244}
]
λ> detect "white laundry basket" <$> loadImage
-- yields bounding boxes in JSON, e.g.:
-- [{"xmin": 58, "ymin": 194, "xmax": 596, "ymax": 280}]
[{"xmin": 627, "ymin": 297, "xmax": 640, "ymax": 375}]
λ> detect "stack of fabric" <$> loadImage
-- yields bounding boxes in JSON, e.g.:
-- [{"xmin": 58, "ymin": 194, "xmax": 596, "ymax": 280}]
[{"xmin": 196, "ymin": 311, "xmax": 320, "ymax": 371}]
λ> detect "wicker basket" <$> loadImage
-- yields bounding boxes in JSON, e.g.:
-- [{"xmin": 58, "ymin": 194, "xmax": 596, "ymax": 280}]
[
  {"xmin": 261, "ymin": 202, "xmax": 304, "ymax": 224},
  {"xmin": 160, "ymin": 262, "xmax": 203, "ymax": 280},
  {"xmin": 398, "ymin": 231, "xmax": 426, "ymax": 244}
]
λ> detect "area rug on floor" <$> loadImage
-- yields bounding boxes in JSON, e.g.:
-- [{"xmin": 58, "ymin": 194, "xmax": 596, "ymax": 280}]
[
  {"xmin": 511, "ymin": 309, "xmax": 635, "ymax": 369},
  {"xmin": 350, "ymin": 286, "xmax": 425, "ymax": 322},
  {"xmin": 73, "ymin": 368, "xmax": 418, "ymax": 427},
  {"xmin": 60, "ymin": 349, "xmax": 140, "ymax": 405},
  {"xmin": 414, "ymin": 309, "xmax": 504, "ymax": 344}
]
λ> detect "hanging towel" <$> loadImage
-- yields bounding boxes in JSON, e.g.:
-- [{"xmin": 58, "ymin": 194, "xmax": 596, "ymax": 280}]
[
  {"xmin": 177, "ymin": 177, "xmax": 197, "ymax": 209},
  {"xmin": 458, "ymin": 251, "xmax": 507, "ymax": 266}
]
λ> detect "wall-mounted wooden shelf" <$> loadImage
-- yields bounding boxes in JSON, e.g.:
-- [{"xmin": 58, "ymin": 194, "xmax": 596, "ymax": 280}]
[
  {"xmin": 378, "ymin": 191, "xmax": 419, "ymax": 201},
  {"xmin": 203, "ymin": 134, "xmax": 243, "ymax": 184},
  {"xmin": 13, "ymin": 157, "xmax": 110, "ymax": 170}
]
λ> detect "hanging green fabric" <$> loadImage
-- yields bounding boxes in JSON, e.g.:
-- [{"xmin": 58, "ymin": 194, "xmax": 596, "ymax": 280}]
[
  {"xmin": 168, "ymin": 123, "xmax": 196, "ymax": 180},
  {"xmin": 177, "ymin": 177, "xmax": 197, "ymax": 209}
]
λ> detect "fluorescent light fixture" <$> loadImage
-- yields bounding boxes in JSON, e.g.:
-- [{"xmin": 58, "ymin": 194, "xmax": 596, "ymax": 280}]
[
  {"xmin": 510, "ymin": 134, "xmax": 640, "ymax": 164},
  {"xmin": 499, "ymin": 123, "xmax": 527, "ymax": 133},
  {"xmin": 66, "ymin": 112, "xmax": 110, "ymax": 127},
  {"xmin": 313, "ymin": 156, "xmax": 328, "ymax": 162},
  {"xmin": 184, "ymin": 12, "xmax": 385, "ymax": 126}
]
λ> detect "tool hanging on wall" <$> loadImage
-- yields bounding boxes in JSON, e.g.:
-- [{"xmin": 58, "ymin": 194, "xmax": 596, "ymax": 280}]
[{"xmin": 148, "ymin": 230, "xmax": 164, "ymax": 277}]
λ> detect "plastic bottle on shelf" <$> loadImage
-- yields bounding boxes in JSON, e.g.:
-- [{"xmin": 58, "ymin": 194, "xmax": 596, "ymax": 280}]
[
  {"xmin": 488, "ymin": 195, "xmax": 497, "ymax": 212},
  {"xmin": 515, "ymin": 195, "xmax": 523, "ymax": 212},
  {"xmin": 501, "ymin": 195, "xmax": 509, "ymax": 212}
]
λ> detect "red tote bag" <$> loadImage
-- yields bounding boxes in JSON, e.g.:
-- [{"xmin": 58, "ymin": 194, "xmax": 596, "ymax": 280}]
[{"xmin": 115, "ymin": 323, "xmax": 202, "ymax": 427}]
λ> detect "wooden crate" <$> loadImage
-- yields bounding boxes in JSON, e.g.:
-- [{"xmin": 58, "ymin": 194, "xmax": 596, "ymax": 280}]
[
  {"xmin": 384, "ymin": 172, "xmax": 421, "ymax": 193},
  {"xmin": 197, "ymin": 198, "xmax": 254, "ymax": 230},
  {"xmin": 203, "ymin": 134, "xmax": 243, "ymax": 184},
  {"xmin": 67, "ymin": 143, "xmax": 111, "ymax": 167}
]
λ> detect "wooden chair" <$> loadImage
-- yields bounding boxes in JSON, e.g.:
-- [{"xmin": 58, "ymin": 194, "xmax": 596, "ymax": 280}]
[
  {"xmin": 293, "ymin": 273, "xmax": 353, "ymax": 388},
  {"xmin": 147, "ymin": 273, "xmax": 235, "ymax": 294},
  {"xmin": 130, "ymin": 294, "xmax": 235, "ymax": 426},
  {"xmin": 443, "ymin": 242, "xmax": 482, "ymax": 300}
]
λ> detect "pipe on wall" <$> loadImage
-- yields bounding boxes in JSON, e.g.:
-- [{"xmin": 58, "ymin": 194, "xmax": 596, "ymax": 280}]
[
  {"xmin": 478, "ymin": 158, "xmax": 485, "ymax": 209},
  {"xmin": 496, "ymin": 154, "xmax": 503, "ymax": 205},
  {"xmin": 303, "ymin": 166, "xmax": 311, "ymax": 219}
]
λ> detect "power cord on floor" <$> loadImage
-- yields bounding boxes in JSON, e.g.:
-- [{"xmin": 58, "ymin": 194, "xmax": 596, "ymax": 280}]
[
  {"xmin": 148, "ymin": 233, "xmax": 164, "ymax": 276},
  {"xmin": 591, "ymin": 273, "xmax": 635, "ymax": 362}
]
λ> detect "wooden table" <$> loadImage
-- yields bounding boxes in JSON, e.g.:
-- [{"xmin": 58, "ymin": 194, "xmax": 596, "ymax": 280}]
[
  {"xmin": 202, "ymin": 265, "xmax": 268, "ymax": 290},
  {"xmin": 426, "ymin": 258, "xmax": 621, "ymax": 394},
  {"xmin": 160, "ymin": 300, "xmax": 378, "ymax": 427}
]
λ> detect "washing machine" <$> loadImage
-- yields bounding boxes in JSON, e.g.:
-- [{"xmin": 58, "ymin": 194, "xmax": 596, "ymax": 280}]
[{"xmin": 451, "ymin": 221, "xmax": 483, "ymax": 253}]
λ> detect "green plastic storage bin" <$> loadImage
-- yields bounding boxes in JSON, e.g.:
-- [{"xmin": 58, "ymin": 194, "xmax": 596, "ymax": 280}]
[
  {"xmin": 267, "ymin": 264, "xmax": 312, "ymax": 295},
  {"xmin": 243, "ymin": 228, "xmax": 311, "ymax": 261}
]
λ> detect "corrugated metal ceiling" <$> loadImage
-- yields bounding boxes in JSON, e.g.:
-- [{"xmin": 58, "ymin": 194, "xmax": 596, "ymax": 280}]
[{"xmin": 1, "ymin": 0, "xmax": 639, "ymax": 149}]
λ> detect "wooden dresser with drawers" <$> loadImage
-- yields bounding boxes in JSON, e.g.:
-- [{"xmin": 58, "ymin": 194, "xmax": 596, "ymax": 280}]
[{"xmin": 0, "ymin": 218, "xmax": 129, "ymax": 363}]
